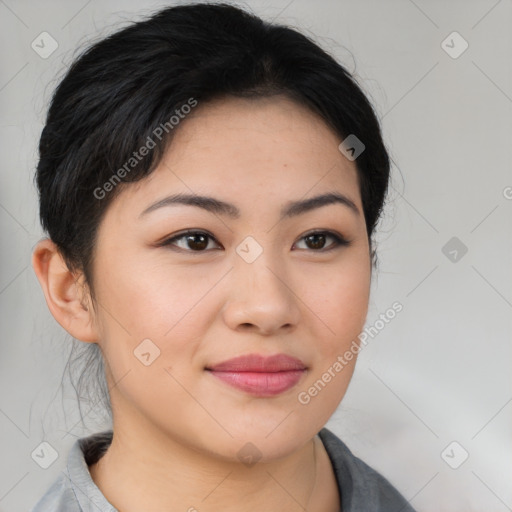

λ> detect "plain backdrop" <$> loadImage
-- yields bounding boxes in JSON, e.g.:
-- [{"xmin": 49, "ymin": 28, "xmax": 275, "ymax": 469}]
[{"xmin": 0, "ymin": 0, "xmax": 511, "ymax": 511}]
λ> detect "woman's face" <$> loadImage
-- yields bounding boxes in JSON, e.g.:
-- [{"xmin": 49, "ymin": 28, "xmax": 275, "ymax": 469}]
[{"xmin": 89, "ymin": 95, "xmax": 371, "ymax": 461}]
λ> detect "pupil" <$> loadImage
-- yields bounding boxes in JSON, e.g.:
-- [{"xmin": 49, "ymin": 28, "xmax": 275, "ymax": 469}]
[
  {"xmin": 307, "ymin": 233, "xmax": 325, "ymax": 249},
  {"xmin": 187, "ymin": 234, "xmax": 208, "ymax": 250}
]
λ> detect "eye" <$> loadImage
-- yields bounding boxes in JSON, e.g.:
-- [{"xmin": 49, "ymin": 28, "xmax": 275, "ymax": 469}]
[
  {"xmin": 293, "ymin": 230, "xmax": 350, "ymax": 251},
  {"xmin": 158, "ymin": 229, "xmax": 350, "ymax": 253},
  {"xmin": 159, "ymin": 230, "xmax": 222, "ymax": 252}
]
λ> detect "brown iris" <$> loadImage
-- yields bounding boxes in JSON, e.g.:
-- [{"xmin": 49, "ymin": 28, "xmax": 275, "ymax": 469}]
[
  {"xmin": 184, "ymin": 233, "xmax": 209, "ymax": 251},
  {"xmin": 303, "ymin": 233, "xmax": 327, "ymax": 250}
]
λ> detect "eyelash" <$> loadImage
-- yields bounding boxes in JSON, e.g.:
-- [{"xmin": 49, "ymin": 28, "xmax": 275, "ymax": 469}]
[{"xmin": 157, "ymin": 229, "xmax": 351, "ymax": 253}]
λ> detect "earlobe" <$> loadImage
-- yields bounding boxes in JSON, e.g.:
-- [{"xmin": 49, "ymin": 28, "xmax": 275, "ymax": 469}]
[{"xmin": 32, "ymin": 238, "xmax": 99, "ymax": 343}]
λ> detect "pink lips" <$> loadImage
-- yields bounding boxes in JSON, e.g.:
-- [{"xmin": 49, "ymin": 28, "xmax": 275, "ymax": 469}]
[{"xmin": 206, "ymin": 353, "xmax": 307, "ymax": 397}]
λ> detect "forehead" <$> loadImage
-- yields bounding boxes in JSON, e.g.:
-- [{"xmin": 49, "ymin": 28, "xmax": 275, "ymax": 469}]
[{"xmin": 111, "ymin": 95, "xmax": 361, "ymax": 218}]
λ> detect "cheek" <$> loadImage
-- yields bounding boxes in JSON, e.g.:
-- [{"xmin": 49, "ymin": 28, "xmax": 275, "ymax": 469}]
[
  {"xmin": 300, "ymin": 254, "xmax": 371, "ymax": 350},
  {"xmin": 332, "ymin": 268, "xmax": 370, "ymax": 344},
  {"xmin": 92, "ymin": 260, "xmax": 213, "ymax": 431},
  {"xmin": 291, "ymin": 264, "xmax": 370, "ymax": 430},
  {"xmin": 92, "ymin": 251, "xmax": 224, "ymax": 387},
  {"xmin": 94, "ymin": 245, "xmax": 213, "ymax": 336}
]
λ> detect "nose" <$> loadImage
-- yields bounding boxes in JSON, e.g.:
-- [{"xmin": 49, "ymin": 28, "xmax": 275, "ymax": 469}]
[{"xmin": 222, "ymin": 252, "xmax": 301, "ymax": 336}]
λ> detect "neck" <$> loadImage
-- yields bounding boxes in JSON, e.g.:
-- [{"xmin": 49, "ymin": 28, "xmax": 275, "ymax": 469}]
[{"xmin": 89, "ymin": 420, "xmax": 323, "ymax": 512}]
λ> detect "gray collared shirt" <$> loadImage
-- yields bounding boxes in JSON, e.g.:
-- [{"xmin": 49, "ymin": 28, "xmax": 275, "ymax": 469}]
[{"xmin": 30, "ymin": 427, "xmax": 416, "ymax": 512}]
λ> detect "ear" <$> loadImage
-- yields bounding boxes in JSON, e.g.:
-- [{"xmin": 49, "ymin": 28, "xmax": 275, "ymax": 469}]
[{"xmin": 32, "ymin": 238, "xmax": 99, "ymax": 343}]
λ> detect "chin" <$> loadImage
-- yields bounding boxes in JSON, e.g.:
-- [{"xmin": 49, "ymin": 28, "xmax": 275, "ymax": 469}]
[{"xmin": 191, "ymin": 419, "xmax": 316, "ymax": 464}]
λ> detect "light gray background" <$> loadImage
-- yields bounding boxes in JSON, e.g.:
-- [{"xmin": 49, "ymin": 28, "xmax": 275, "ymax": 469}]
[{"xmin": 1, "ymin": 0, "xmax": 511, "ymax": 511}]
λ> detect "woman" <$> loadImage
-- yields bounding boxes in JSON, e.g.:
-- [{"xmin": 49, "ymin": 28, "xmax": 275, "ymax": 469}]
[{"xmin": 30, "ymin": 2, "xmax": 415, "ymax": 511}]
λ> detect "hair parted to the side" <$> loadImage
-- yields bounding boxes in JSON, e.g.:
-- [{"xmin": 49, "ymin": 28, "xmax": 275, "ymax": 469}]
[{"xmin": 35, "ymin": 2, "xmax": 391, "ymax": 427}]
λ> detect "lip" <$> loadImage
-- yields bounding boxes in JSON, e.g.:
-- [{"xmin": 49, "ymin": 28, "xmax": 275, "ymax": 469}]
[
  {"xmin": 206, "ymin": 353, "xmax": 307, "ymax": 397},
  {"xmin": 207, "ymin": 353, "xmax": 307, "ymax": 372}
]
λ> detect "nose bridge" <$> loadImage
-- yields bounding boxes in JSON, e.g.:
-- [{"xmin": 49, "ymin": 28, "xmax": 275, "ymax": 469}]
[
  {"xmin": 235, "ymin": 236, "xmax": 287, "ymax": 299},
  {"xmin": 223, "ymin": 234, "xmax": 300, "ymax": 333}
]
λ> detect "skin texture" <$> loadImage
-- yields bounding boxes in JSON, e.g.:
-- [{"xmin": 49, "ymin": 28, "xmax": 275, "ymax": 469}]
[{"xmin": 33, "ymin": 95, "xmax": 372, "ymax": 512}]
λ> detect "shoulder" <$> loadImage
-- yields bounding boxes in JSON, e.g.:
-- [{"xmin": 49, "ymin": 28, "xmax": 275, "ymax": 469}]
[
  {"xmin": 318, "ymin": 427, "xmax": 416, "ymax": 512},
  {"xmin": 30, "ymin": 430, "xmax": 116, "ymax": 512},
  {"xmin": 30, "ymin": 472, "xmax": 81, "ymax": 512}
]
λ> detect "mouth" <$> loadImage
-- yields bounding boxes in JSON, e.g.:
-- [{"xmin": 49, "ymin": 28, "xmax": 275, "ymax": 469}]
[{"xmin": 205, "ymin": 353, "xmax": 307, "ymax": 397}]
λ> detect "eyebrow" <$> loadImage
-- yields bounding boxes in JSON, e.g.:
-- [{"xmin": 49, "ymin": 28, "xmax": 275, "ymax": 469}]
[{"xmin": 139, "ymin": 191, "xmax": 360, "ymax": 220}]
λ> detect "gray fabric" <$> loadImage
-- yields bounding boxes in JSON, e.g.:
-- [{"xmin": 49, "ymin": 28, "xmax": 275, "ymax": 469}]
[
  {"xmin": 31, "ymin": 428, "xmax": 416, "ymax": 512},
  {"xmin": 318, "ymin": 428, "xmax": 416, "ymax": 511}
]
